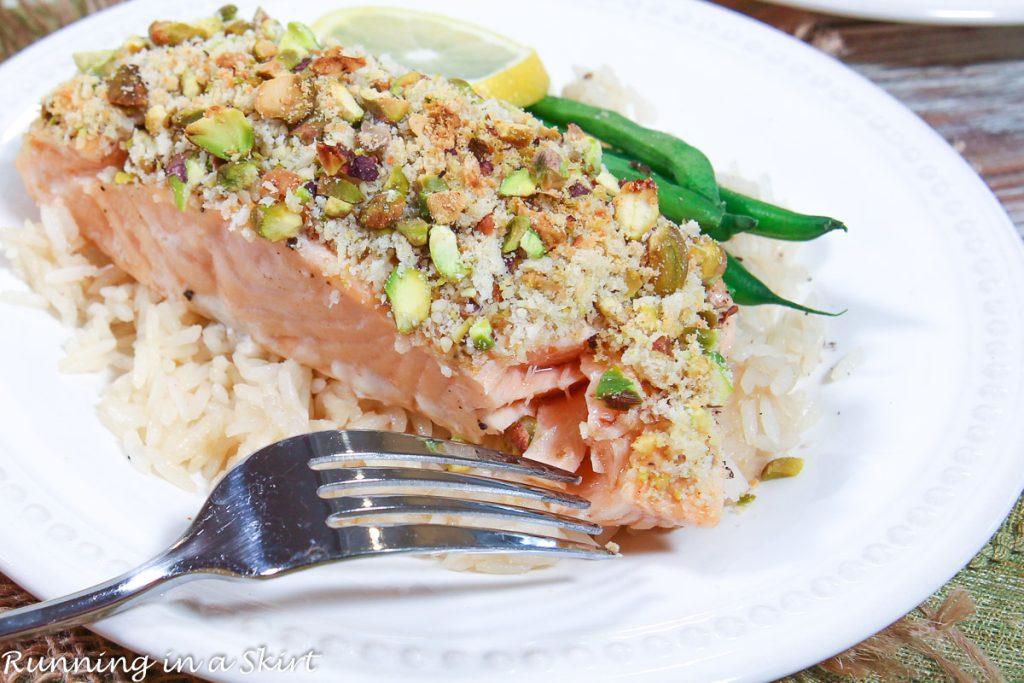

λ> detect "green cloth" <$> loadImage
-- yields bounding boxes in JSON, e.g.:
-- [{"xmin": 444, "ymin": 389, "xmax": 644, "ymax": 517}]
[{"xmin": 787, "ymin": 497, "xmax": 1023, "ymax": 681}]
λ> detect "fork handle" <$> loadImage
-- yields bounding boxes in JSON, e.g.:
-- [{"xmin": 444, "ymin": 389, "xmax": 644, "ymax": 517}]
[{"xmin": 0, "ymin": 555, "xmax": 189, "ymax": 642}]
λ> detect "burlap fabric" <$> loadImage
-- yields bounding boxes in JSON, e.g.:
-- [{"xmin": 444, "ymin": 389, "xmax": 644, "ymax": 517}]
[{"xmin": 0, "ymin": 2, "xmax": 1021, "ymax": 682}]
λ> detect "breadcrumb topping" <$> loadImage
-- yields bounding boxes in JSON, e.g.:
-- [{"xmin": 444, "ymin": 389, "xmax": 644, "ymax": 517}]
[{"xmin": 37, "ymin": 8, "xmax": 738, "ymax": 522}]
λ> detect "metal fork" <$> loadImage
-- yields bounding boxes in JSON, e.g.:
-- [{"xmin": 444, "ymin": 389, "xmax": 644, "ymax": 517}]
[{"xmin": 0, "ymin": 430, "xmax": 615, "ymax": 642}]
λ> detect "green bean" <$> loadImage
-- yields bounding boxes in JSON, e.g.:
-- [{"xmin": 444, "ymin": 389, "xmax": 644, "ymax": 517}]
[
  {"xmin": 724, "ymin": 253, "xmax": 841, "ymax": 316},
  {"xmin": 527, "ymin": 96, "xmax": 720, "ymax": 203},
  {"xmin": 720, "ymin": 187, "xmax": 846, "ymax": 241},
  {"xmin": 718, "ymin": 213, "xmax": 758, "ymax": 238}
]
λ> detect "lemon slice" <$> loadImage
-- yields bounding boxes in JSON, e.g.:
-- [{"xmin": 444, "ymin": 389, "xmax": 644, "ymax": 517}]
[{"xmin": 312, "ymin": 6, "xmax": 550, "ymax": 107}]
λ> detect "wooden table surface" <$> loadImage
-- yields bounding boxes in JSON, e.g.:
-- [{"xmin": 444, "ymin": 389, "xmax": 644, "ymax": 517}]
[{"xmin": 0, "ymin": 1, "xmax": 1022, "ymax": 681}]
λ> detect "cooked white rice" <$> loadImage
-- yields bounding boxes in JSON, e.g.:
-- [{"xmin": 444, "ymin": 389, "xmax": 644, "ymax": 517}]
[
  {"xmin": 560, "ymin": 65, "xmax": 657, "ymax": 124},
  {"xmin": 717, "ymin": 232, "xmax": 825, "ymax": 486}
]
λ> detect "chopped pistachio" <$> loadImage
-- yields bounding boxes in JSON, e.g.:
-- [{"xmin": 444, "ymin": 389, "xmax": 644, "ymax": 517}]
[
  {"xmin": 391, "ymin": 71, "xmax": 424, "ymax": 93},
  {"xmin": 647, "ymin": 224, "xmax": 689, "ymax": 295},
  {"xmin": 106, "ymin": 64, "xmax": 148, "ymax": 108},
  {"xmin": 428, "ymin": 225, "xmax": 468, "ymax": 281},
  {"xmin": 224, "ymin": 19, "xmax": 250, "ymax": 35},
  {"xmin": 736, "ymin": 493, "xmax": 757, "ymax": 507},
  {"xmin": 255, "ymin": 203, "xmax": 303, "ymax": 241},
  {"xmin": 144, "ymin": 104, "xmax": 168, "ymax": 134},
  {"xmin": 169, "ymin": 156, "xmax": 205, "ymax": 211},
  {"xmin": 253, "ymin": 38, "xmax": 278, "ymax": 62},
  {"xmin": 697, "ymin": 328, "xmax": 718, "ymax": 351},
  {"xmin": 698, "ymin": 309, "xmax": 719, "ymax": 329},
  {"xmin": 277, "ymin": 21, "xmax": 319, "ymax": 70},
  {"xmin": 625, "ymin": 270, "xmax": 644, "ymax": 298},
  {"xmin": 501, "ymin": 215, "xmax": 531, "ymax": 254},
  {"xmin": 519, "ymin": 228, "xmax": 547, "ymax": 259},
  {"xmin": 760, "ymin": 457, "xmax": 804, "ymax": 481},
  {"xmin": 595, "ymin": 367, "xmax": 642, "ymax": 411},
  {"xmin": 582, "ymin": 136, "xmax": 603, "ymax": 176},
  {"xmin": 448, "ymin": 78, "xmax": 481, "ymax": 101},
  {"xmin": 419, "ymin": 175, "xmax": 448, "ymax": 194},
  {"xmin": 291, "ymin": 116, "xmax": 325, "ymax": 144},
  {"xmin": 254, "ymin": 73, "xmax": 313, "ymax": 124},
  {"xmin": 504, "ymin": 415, "xmax": 536, "ymax": 452},
  {"xmin": 468, "ymin": 317, "xmax": 495, "ymax": 351},
  {"xmin": 316, "ymin": 142, "xmax": 347, "ymax": 176},
  {"xmin": 169, "ymin": 176, "xmax": 188, "ymax": 211},
  {"xmin": 122, "ymin": 35, "xmax": 147, "ymax": 54},
  {"xmin": 450, "ymin": 316, "xmax": 474, "ymax": 344},
  {"xmin": 294, "ymin": 185, "xmax": 313, "ymax": 203},
  {"xmin": 113, "ymin": 171, "xmax": 134, "ymax": 185},
  {"xmin": 494, "ymin": 121, "xmax": 535, "ymax": 147},
  {"xmin": 193, "ymin": 17, "xmax": 224, "ymax": 39},
  {"xmin": 690, "ymin": 238, "xmax": 727, "ymax": 283},
  {"xmin": 424, "ymin": 191, "xmax": 467, "ymax": 225},
  {"xmin": 384, "ymin": 266, "xmax": 432, "ymax": 333},
  {"xmin": 184, "ymin": 107, "xmax": 253, "ymax": 161},
  {"xmin": 148, "ymin": 21, "xmax": 204, "ymax": 47},
  {"xmin": 595, "ymin": 169, "xmax": 620, "ymax": 195},
  {"xmin": 615, "ymin": 179, "xmax": 660, "ymax": 239},
  {"xmin": 326, "ymin": 82, "xmax": 364, "ymax": 123},
  {"xmin": 170, "ymin": 108, "xmax": 204, "ymax": 129},
  {"xmin": 357, "ymin": 190, "xmax": 405, "ymax": 230},
  {"xmin": 595, "ymin": 296, "xmax": 622, "ymax": 321},
  {"xmin": 682, "ymin": 326, "xmax": 718, "ymax": 352},
  {"xmin": 362, "ymin": 91, "xmax": 410, "ymax": 123},
  {"xmin": 185, "ymin": 156, "xmax": 205, "ymax": 181},
  {"xmin": 73, "ymin": 49, "xmax": 116, "ymax": 76},
  {"xmin": 533, "ymin": 148, "xmax": 568, "ymax": 190},
  {"xmin": 498, "ymin": 169, "xmax": 536, "ymax": 197},
  {"xmin": 216, "ymin": 160, "xmax": 260, "ymax": 191},
  {"xmin": 396, "ymin": 218, "xmax": 429, "ymax": 246},
  {"xmin": 324, "ymin": 197, "xmax": 353, "ymax": 218},
  {"xmin": 322, "ymin": 177, "xmax": 364, "ymax": 203},
  {"xmin": 707, "ymin": 350, "xmax": 733, "ymax": 403},
  {"xmin": 216, "ymin": 4, "xmax": 238, "ymax": 21},
  {"xmin": 382, "ymin": 166, "xmax": 409, "ymax": 195},
  {"xmin": 180, "ymin": 68, "xmax": 201, "ymax": 98},
  {"xmin": 417, "ymin": 175, "xmax": 448, "ymax": 219}
]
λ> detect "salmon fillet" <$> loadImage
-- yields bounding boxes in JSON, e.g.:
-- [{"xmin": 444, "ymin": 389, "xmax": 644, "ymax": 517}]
[{"xmin": 17, "ymin": 9, "xmax": 738, "ymax": 528}]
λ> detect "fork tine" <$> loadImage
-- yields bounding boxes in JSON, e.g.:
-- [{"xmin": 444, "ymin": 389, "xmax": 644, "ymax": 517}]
[
  {"xmin": 316, "ymin": 466, "xmax": 590, "ymax": 509},
  {"xmin": 325, "ymin": 494, "xmax": 603, "ymax": 535},
  {"xmin": 305, "ymin": 430, "xmax": 581, "ymax": 485},
  {"xmin": 333, "ymin": 524, "xmax": 618, "ymax": 561}
]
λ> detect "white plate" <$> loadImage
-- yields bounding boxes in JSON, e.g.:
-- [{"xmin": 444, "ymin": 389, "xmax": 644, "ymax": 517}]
[
  {"xmin": 1, "ymin": 1, "xmax": 1022, "ymax": 681},
  {"xmin": 758, "ymin": 0, "xmax": 1024, "ymax": 24}
]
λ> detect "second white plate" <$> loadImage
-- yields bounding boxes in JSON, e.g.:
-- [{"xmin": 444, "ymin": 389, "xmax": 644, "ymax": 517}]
[{"xmin": 759, "ymin": 0, "xmax": 1024, "ymax": 24}]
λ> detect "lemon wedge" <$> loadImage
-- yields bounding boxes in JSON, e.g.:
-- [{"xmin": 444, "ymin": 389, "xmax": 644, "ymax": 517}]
[{"xmin": 312, "ymin": 6, "xmax": 550, "ymax": 107}]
